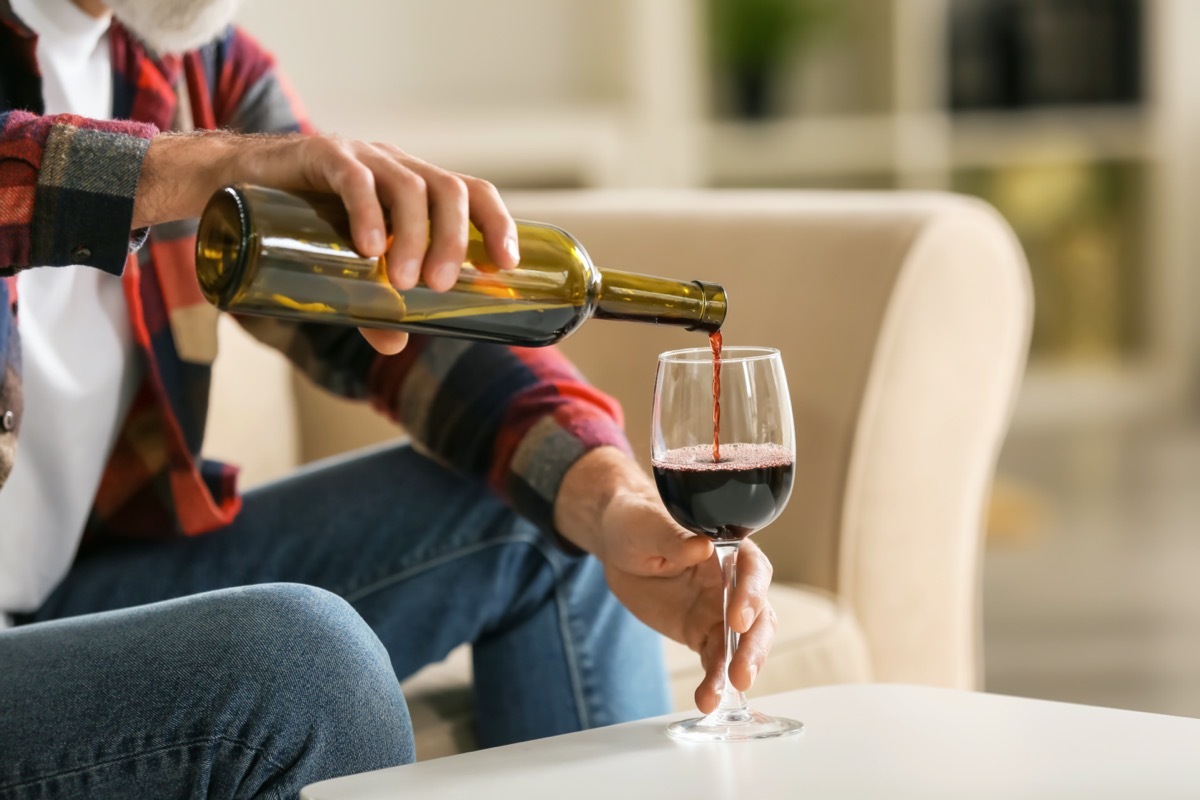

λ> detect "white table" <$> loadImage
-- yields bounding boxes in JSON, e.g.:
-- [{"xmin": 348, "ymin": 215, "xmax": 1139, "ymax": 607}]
[{"xmin": 302, "ymin": 684, "xmax": 1200, "ymax": 799}]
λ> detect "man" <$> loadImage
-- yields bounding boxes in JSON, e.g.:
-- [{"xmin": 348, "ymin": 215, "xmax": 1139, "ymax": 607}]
[{"xmin": 0, "ymin": 0, "xmax": 778, "ymax": 796}]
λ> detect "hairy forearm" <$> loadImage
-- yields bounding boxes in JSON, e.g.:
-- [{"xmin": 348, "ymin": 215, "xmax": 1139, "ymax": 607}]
[
  {"xmin": 134, "ymin": 132, "xmax": 227, "ymax": 228},
  {"xmin": 554, "ymin": 446, "xmax": 654, "ymax": 557},
  {"xmin": 133, "ymin": 131, "xmax": 290, "ymax": 228},
  {"xmin": 134, "ymin": 130, "xmax": 335, "ymax": 229}
]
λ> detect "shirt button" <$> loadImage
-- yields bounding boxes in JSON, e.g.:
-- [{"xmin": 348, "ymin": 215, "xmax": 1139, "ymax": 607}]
[
  {"xmin": 1, "ymin": 410, "xmax": 13, "ymax": 432},
  {"xmin": 71, "ymin": 245, "xmax": 92, "ymax": 263}
]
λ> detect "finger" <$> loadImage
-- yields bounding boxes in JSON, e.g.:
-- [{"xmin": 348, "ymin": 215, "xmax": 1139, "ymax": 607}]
[
  {"xmin": 366, "ymin": 145, "xmax": 428, "ymax": 290},
  {"xmin": 411, "ymin": 165, "xmax": 469, "ymax": 293},
  {"xmin": 728, "ymin": 603, "xmax": 777, "ymax": 693},
  {"xmin": 462, "ymin": 175, "xmax": 519, "ymax": 270},
  {"xmin": 358, "ymin": 327, "xmax": 409, "ymax": 355},
  {"xmin": 317, "ymin": 140, "xmax": 387, "ymax": 257},
  {"xmin": 727, "ymin": 541, "xmax": 773, "ymax": 634},
  {"xmin": 693, "ymin": 625, "xmax": 726, "ymax": 714},
  {"xmin": 680, "ymin": 576, "xmax": 723, "ymax": 655}
]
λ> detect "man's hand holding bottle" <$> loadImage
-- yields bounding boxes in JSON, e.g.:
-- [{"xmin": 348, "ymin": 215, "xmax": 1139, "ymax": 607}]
[{"xmin": 135, "ymin": 131, "xmax": 521, "ymax": 354}]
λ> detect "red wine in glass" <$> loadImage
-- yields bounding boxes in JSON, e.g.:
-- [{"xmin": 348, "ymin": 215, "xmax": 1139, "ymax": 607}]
[{"xmin": 652, "ymin": 443, "xmax": 794, "ymax": 542}]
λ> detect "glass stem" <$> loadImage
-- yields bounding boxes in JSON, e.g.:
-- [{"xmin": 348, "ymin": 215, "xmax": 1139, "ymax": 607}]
[{"xmin": 715, "ymin": 543, "xmax": 749, "ymax": 718}]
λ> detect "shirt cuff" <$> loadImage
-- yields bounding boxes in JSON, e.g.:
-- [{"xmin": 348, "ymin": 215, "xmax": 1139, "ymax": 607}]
[
  {"xmin": 504, "ymin": 415, "xmax": 634, "ymax": 556},
  {"xmin": 31, "ymin": 121, "xmax": 156, "ymax": 275}
]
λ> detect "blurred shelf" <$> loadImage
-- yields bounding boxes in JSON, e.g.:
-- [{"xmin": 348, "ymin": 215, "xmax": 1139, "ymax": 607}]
[
  {"xmin": 707, "ymin": 106, "xmax": 1155, "ymax": 186},
  {"xmin": 328, "ymin": 106, "xmax": 629, "ymax": 188},
  {"xmin": 1012, "ymin": 361, "xmax": 1178, "ymax": 430},
  {"xmin": 950, "ymin": 106, "xmax": 1155, "ymax": 169},
  {"xmin": 705, "ymin": 115, "xmax": 898, "ymax": 184}
]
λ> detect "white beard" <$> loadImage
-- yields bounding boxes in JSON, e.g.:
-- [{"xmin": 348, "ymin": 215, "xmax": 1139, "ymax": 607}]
[{"xmin": 105, "ymin": 0, "xmax": 243, "ymax": 55}]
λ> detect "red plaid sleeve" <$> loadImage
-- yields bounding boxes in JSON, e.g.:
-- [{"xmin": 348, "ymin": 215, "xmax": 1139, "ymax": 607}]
[
  {"xmin": 364, "ymin": 337, "xmax": 632, "ymax": 536},
  {"xmin": 0, "ymin": 110, "xmax": 156, "ymax": 274}
]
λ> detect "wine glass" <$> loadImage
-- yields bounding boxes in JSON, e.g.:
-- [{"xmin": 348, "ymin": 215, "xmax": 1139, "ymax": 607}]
[{"xmin": 652, "ymin": 345, "xmax": 803, "ymax": 742}]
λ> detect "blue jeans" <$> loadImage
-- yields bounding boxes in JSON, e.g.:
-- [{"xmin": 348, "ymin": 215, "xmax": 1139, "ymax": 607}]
[{"xmin": 0, "ymin": 443, "xmax": 669, "ymax": 799}]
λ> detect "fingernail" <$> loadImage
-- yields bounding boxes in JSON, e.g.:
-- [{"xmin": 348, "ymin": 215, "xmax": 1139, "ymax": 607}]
[
  {"xmin": 741, "ymin": 607, "xmax": 754, "ymax": 630},
  {"xmin": 365, "ymin": 229, "xmax": 386, "ymax": 255},
  {"xmin": 749, "ymin": 664, "xmax": 758, "ymax": 686},
  {"xmin": 396, "ymin": 259, "xmax": 421, "ymax": 289},
  {"xmin": 504, "ymin": 235, "xmax": 520, "ymax": 265},
  {"xmin": 431, "ymin": 261, "xmax": 458, "ymax": 289}
]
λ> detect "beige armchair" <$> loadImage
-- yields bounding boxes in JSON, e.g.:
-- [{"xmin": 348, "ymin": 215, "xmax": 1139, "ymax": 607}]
[{"xmin": 204, "ymin": 190, "xmax": 1032, "ymax": 759}]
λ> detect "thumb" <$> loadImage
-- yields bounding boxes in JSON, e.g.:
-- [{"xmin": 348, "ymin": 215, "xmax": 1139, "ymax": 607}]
[
  {"xmin": 659, "ymin": 530, "xmax": 714, "ymax": 569},
  {"xmin": 358, "ymin": 327, "xmax": 409, "ymax": 355},
  {"xmin": 604, "ymin": 494, "xmax": 714, "ymax": 575}
]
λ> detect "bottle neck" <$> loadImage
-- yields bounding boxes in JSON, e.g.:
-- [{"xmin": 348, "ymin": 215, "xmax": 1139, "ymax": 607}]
[{"xmin": 593, "ymin": 269, "xmax": 726, "ymax": 332}]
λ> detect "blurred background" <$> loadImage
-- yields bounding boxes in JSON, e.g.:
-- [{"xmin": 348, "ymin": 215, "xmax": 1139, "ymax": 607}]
[{"xmin": 237, "ymin": 0, "xmax": 1200, "ymax": 717}]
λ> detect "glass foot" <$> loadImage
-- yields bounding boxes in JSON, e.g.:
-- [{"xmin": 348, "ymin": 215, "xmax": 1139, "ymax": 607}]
[{"xmin": 667, "ymin": 708, "xmax": 803, "ymax": 742}]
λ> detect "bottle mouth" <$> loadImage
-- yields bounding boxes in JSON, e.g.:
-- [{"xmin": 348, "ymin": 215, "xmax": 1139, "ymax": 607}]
[
  {"xmin": 689, "ymin": 281, "xmax": 727, "ymax": 333},
  {"xmin": 195, "ymin": 186, "xmax": 251, "ymax": 307}
]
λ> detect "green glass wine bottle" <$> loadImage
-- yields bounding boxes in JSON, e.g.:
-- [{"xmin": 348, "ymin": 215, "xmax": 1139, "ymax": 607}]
[{"xmin": 195, "ymin": 185, "xmax": 726, "ymax": 347}]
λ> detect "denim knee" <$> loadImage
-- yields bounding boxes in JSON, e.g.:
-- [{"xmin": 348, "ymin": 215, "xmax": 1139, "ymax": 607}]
[
  {"xmin": 204, "ymin": 584, "xmax": 415, "ymax": 776},
  {"xmin": 0, "ymin": 584, "xmax": 414, "ymax": 799}
]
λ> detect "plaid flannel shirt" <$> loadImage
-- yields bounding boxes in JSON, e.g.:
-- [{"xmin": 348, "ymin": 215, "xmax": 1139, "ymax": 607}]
[{"xmin": 0, "ymin": 5, "xmax": 631, "ymax": 545}]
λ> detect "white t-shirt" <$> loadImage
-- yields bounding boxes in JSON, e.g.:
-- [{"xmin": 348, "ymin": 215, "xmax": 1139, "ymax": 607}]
[{"xmin": 0, "ymin": 0, "xmax": 141, "ymax": 625}]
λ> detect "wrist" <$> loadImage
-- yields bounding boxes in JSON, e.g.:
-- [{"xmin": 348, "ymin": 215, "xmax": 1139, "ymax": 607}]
[
  {"xmin": 553, "ymin": 446, "xmax": 650, "ymax": 558},
  {"xmin": 134, "ymin": 131, "xmax": 238, "ymax": 228}
]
